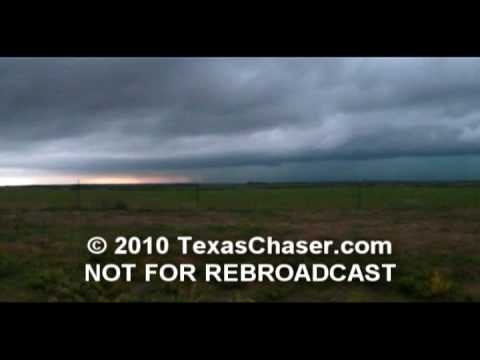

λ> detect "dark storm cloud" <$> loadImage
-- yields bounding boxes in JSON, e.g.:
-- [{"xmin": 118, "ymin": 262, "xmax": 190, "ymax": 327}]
[{"xmin": 1, "ymin": 57, "xmax": 480, "ymax": 182}]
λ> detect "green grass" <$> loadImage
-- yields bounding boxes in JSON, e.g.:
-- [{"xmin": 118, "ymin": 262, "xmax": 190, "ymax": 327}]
[
  {"xmin": 0, "ymin": 185, "xmax": 479, "ymax": 211},
  {"xmin": 0, "ymin": 184, "xmax": 479, "ymax": 302}
]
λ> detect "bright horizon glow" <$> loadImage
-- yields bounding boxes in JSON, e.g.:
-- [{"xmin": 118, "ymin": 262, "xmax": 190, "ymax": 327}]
[
  {"xmin": 0, "ymin": 177, "xmax": 36, "ymax": 186},
  {"xmin": 0, "ymin": 175, "xmax": 193, "ymax": 186},
  {"xmin": 84, "ymin": 176, "xmax": 192, "ymax": 185}
]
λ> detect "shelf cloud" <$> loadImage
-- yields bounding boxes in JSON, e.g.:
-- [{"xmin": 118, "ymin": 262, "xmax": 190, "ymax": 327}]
[{"xmin": 2, "ymin": 57, "xmax": 480, "ymax": 184}]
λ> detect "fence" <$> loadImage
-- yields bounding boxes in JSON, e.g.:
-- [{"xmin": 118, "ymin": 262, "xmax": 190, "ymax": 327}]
[{"xmin": 0, "ymin": 182, "xmax": 479, "ymax": 211}]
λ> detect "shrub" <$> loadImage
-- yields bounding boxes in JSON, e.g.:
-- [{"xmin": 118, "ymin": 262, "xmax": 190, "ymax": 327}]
[
  {"xmin": 113, "ymin": 200, "xmax": 128, "ymax": 211},
  {"xmin": 0, "ymin": 255, "xmax": 18, "ymax": 278},
  {"xmin": 429, "ymin": 270, "xmax": 452, "ymax": 297},
  {"xmin": 396, "ymin": 269, "xmax": 453, "ymax": 299}
]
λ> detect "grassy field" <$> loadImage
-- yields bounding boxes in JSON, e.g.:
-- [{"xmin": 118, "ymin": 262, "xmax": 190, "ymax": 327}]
[
  {"xmin": 0, "ymin": 183, "xmax": 479, "ymax": 302},
  {"xmin": 1, "ymin": 183, "xmax": 480, "ymax": 211}
]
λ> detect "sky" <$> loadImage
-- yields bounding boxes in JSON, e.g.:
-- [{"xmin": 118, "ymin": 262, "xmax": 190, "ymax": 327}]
[{"xmin": 1, "ymin": 57, "xmax": 480, "ymax": 185}]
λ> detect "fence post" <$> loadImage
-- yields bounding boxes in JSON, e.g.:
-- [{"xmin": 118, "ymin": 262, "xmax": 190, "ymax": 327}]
[
  {"xmin": 76, "ymin": 179, "xmax": 81, "ymax": 210},
  {"xmin": 195, "ymin": 183, "xmax": 200, "ymax": 208},
  {"xmin": 476, "ymin": 184, "xmax": 480, "ymax": 209},
  {"xmin": 357, "ymin": 180, "xmax": 363, "ymax": 210}
]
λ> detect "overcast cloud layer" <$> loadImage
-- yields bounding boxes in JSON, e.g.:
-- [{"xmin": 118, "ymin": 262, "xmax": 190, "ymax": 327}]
[{"xmin": 2, "ymin": 57, "xmax": 480, "ymax": 184}]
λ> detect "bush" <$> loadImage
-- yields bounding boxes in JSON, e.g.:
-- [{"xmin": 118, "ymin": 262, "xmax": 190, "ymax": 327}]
[
  {"xmin": 396, "ymin": 269, "xmax": 453, "ymax": 299},
  {"xmin": 429, "ymin": 270, "xmax": 453, "ymax": 297},
  {"xmin": 0, "ymin": 255, "xmax": 18, "ymax": 278},
  {"xmin": 113, "ymin": 200, "xmax": 128, "ymax": 211},
  {"xmin": 27, "ymin": 267, "xmax": 130, "ymax": 302}
]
